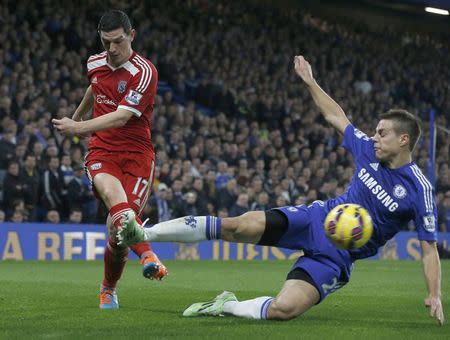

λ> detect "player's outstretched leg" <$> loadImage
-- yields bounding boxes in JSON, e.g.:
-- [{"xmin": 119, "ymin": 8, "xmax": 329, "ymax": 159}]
[
  {"xmin": 117, "ymin": 215, "xmax": 223, "ymax": 246},
  {"xmin": 120, "ymin": 211, "xmax": 168, "ymax": 280},
  {"xmin": 183, "ymin": 279, "xmax": 319, "ymax": 320},
  {"xmin": 118, "ymin": 212, "xmax": 265, "ymax": 245},
  {"xmin": 183, "ymin": 291, "xmax": 275, "ymax": 319},
  {"xmin": 183, "ymin": 291, "xmax": 239, "ymax": 317}
]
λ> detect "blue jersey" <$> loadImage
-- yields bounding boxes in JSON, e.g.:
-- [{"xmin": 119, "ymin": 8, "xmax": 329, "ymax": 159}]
[{"xmin": 325, "ymin": 124, "xmax": 438, "ymax": 260}]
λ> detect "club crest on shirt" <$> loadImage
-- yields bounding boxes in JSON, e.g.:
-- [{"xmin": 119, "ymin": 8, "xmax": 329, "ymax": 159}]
[
  {"xmin": 393, "ymin": 184, "xmax": 407, "ymax": 199},
  {"xmin": 117, "ymin": 80, "xmax": 127, "ymax": 93},
  {"xmin": 90, "ymin": 162, "xmax": 102, "ymax": 170},
  {"xmin": 125, "ymin": 89, "xmax": 143, "ymax": 105}
]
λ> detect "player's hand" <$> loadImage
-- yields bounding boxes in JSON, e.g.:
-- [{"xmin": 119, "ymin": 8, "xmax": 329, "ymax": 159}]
[
  {"xmin": 294, "ymin": 55, "xmax": 315, "ymax": 86},
  {"xmin": 425, "ymin": 296, "xmax": 444, "ymax": 326},
  {"xmin": 52, "ymin": 117, "xmax": 87, "ymax": 137}
]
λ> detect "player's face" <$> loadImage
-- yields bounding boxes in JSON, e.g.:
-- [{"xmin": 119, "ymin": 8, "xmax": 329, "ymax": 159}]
[
  {"xmin": 372, "ymin": 119, "xmax": 403, "ymax": 162},
  {"xmin": 100, "ymin": 28, "xmax": 135, "ymax": 66}
]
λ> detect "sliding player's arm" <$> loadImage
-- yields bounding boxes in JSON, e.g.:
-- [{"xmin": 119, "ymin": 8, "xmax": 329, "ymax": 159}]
[
  {"xmin": 421, "ymin": 240, "xmax": 444, "ymax": 326},
  {"xmin": 52, "ymin": 108, "xmax": 133, "ymax": 136},
  {"xmin": 294, "ymin": 55, "xmax": 350, "ymax": 134},
  {"xmin": 72, "ymin": 85, "xmax": 94, "ymax": 122}
]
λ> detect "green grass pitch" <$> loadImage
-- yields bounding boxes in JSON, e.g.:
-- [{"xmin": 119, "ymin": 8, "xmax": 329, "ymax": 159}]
[{"xmin": 0, "ymin": 260, "xmax": 448, "ymax": 339}]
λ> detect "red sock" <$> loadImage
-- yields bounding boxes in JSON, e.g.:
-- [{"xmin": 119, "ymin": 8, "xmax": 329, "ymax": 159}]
[
  {"xmin": 129, "ymin": 214, "xmax": 153, "ymax": 258},
  {"xmin": 102, "ymin": 202, "xmax": 133, "ymax": 289},
  {"xmin": 109, "ymin": 202, "xmax": 133, "ymax": 230},
  {"xmin": 102, "ymin": 239, "xmax": 129, "ymax": 289}
]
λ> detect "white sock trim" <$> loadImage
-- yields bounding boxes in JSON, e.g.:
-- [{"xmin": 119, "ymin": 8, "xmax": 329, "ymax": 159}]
[{"xmin": 223, "ymin": 296, "xmax": 273, "ymax": 319}]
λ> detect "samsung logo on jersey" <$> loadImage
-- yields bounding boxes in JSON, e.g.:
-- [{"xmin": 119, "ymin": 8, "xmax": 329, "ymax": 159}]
[{"xmin": 358, "ymin": 168, "xmax": 399, "ymax": 212}]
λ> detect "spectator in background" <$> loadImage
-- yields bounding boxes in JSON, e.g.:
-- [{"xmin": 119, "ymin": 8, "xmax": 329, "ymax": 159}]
[
  {"xmin": 155, "ymin": 183, "xmax": 171, "ymax": 222},
  {"xmin": 254, "ymin": 159, "xmax": 267, "ymax": 182},
  {"xmin": 178, "ymin": 191, "xmax": 199, "ymax": 216},
  {"xmin": 0, "ymin": 209, "xmax": 5, "ymax": 223},
  {"xmin": 275, "ymin": 195, "xmax": 288, "ymax": 208},
  {"xmin": 293, "ymin": 175, "xmax": 309, "ymax": 197},
  {"xmin": 215, "ymin": 161, "xmax": 232, "ymax": 189},
  {"xmin": 59, "ymin": 137, "xmax": 73, "ymax": 157},
  {"xmin": 229, "ymin": 193, "xmax": 249, "ymax": 217},
  {"xmin": 216, "ymin": 178, "xmax": 238, "ymax": 211},
  {"xmin": 68, "ymin": 146, "xmax": 84, "ymax": 167},
  {"xmin": 217, "ymin": 207, "xmax": 229, "ymax": 219},
  {"xmin": 168, "ymin": 179, "xmax": 185, "ymax": 218},
  {"xmin": 306, "ymin": 188, "xmax": 318, "ymax": 204},
  {"xmin": 3, "ymin": 160, "xmax": 25, "ymax": 218},
  {"xmin": 192, "ymin": 177, "xmax": 209, "ymax": 215},
  {"xmin": 181, "ymin": 172, "xmax": 194, "ymax": 193},
  {"xmin": 31, "ymin": 141, "xmax": 47, "ymax": 172},
  {"xmin": 250, "ymin": 176, "xmax": 265, "ymax": 197},
  {"xmin": 81, "ymin": 171, "xmax": 97, "ymax": 223},
  {"xmin": 295, "ymin": 195, "xmax": 308, "ymax": 206},
  {"xmin": 10, "ymin": 210, "xmax": 24, "ymax": 223},
  {"xmin": 279, "ymin": 179, "xmax": 293, "ymax": 204},
  {"xmin": 15, "ymin": 144, "xmax": 27, "ymax": 167},
  {"xmin": 43, "ymin": 144, "xmax": 59, "ymax": 164},
  {"xmin": 67, "ymin": 208, "xmax": 83, "ymax": 224},
  {"xmin": 60, "ymin": 154, "xmax": 74, "ymax": 185},
  {"xmin": 438, "ymin": 191, "xmax": 450, "ymax": 233},
  {"xmin": 46, "ymin": 209, "xmax": 60, "ymax": 224},
  {"xmin": 67, "ymin": 163, "xmax": 92, "ymax": 215},
  {"xmin": 204, "ymin": 170, "xmax": 218, "ymax": 203},
  {"xmin": 250, "ymin": 192, "xmax": 270, "ymax": 211},
  {"xmin": 141, "ymin": 196, "xmax": 158, "ymax": 225},
  {"xmin": 0, "ymin": 128, "xmax": 17, "ymax": 169},
  {"xmin": 11, "ymin": 199, "xmax": 28, "ymax": 222},
  {"xmin": 20, "ymin": 153, "xmax": 40, "ymax": 221},
  {"xmin": 40, "ymin": 156, "xmax": 66, "ymax": 217}
]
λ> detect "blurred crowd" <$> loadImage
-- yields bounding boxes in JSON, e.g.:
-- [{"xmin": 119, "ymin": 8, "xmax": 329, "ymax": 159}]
[{"xmin": 0, "ymin": 0, "xmax": 449, "ymax": 231}]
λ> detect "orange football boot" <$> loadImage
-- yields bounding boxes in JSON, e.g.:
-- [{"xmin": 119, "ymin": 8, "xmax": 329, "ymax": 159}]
[{"xmin": 141, "ymin": 251, "xmax": 168, "ymax": 280}]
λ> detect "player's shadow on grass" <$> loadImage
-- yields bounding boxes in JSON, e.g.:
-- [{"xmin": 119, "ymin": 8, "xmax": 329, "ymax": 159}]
[
  {"xmin": 178, "ymin": 315, "xmax": 438, "ymax": 329},
  {"xmin": 304, "ymin": 315, "xmax": 437, "ymax": 329}
]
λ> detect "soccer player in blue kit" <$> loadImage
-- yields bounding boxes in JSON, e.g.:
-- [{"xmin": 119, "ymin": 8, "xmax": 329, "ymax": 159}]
[{"xmin": 117, "ymin": 56, "xmax": 444, "ymax": 325}]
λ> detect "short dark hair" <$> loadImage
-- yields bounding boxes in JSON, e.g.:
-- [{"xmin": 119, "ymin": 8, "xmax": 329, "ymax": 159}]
[
  {"xmin": 97, "ymin": 10, "xmax": 132, "ymax": 34},
  {"xmin": 24, "ymin": 152, "xmax": 35, "ymax": 160},
  {"xmin": 378, "ymin": 109, "xmax": 421, "ymax": 151},
  {"xmin": 7, "ymin": 159, "xmax": 19, "ymax": 168}
]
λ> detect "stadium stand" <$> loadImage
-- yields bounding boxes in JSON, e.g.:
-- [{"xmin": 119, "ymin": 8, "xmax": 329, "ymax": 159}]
[{"xmin": 0, "ymin": 0, "xmax": 448, "ymax": 232}]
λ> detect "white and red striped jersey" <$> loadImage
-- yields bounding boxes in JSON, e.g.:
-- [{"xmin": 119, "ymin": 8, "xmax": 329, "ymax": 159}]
[{"xmin": 86, "ymin": 51, "xmax": 157, "ymax": 154}]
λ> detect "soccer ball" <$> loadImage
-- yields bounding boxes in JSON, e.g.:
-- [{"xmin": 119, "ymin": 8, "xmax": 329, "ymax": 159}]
[{"xmin": 324, "ymin": 203, "xmax": 373, "ymax": 250}]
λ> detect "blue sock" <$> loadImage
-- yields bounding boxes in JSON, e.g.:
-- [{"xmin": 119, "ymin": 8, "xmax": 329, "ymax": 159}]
[
  {"xmin": 206, "ymin": 216, "xmax": 221, "ymax": 240},
  {"xmin": 260, "ymin": 297, "xmax": 274, "ymax": 319}
]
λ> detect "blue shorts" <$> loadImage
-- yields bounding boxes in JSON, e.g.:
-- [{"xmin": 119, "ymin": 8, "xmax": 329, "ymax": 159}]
[{"xmin": 272, "ymin": 202, "xmax": 353, "ymax": 302}]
